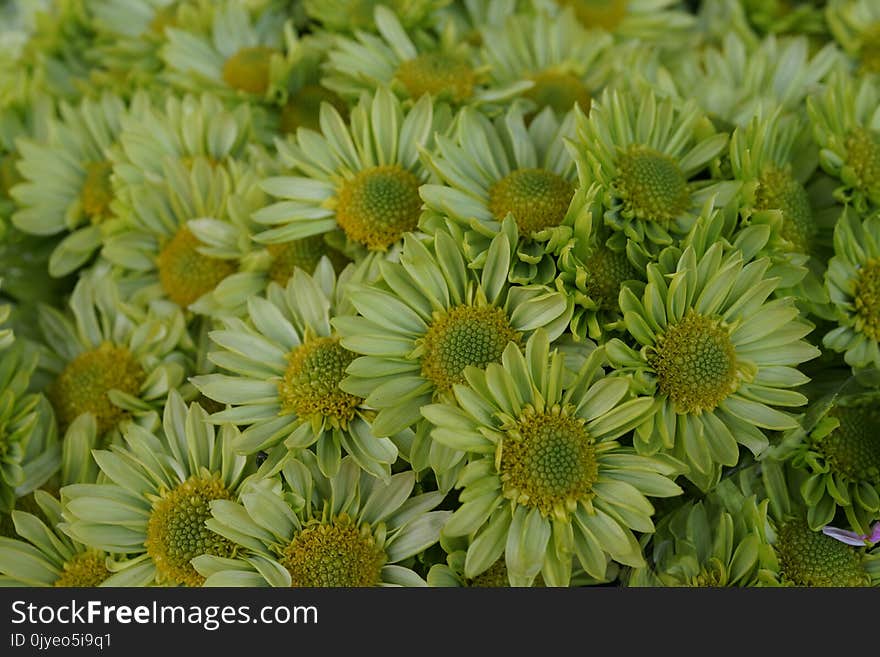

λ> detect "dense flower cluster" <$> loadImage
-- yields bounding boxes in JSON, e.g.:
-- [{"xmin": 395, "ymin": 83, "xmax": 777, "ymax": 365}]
[{"xmin": 1, "ymin": 0, "xmax": 878, "ymax": 588}]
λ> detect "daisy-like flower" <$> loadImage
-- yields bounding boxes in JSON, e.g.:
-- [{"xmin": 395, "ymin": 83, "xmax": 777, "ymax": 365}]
[
  {"xmin": 194, "ymin": 452, "xmax": 450, "ymax": 587},
  {"xmin": 479, "ymin": 8, "xmax": 612, "ymax": 119},
  {"xmin": 807, "ymin": 72, "xmax": 880, "ymax": 213},
  {"xmin": 604, "ymin": 213, "xmax": 820, "ymax": 491},
  {"xmin": 571, "ymin": 87, "xmax": 732, "ymax": 253},
  {"xmin": 822, "ymin": 208, "xmax": 880, "ymax": 372},
  {"xmin": 10, "ymin": 92, "xmax": 127, "ymax": 277},
  {"xmin": 59, "ymin": 392, "xmax": 254, "ymax": 587},
  {"xmin": 322, "ymin": 6, "xmax": 527, "ymax": 108},
  {"xmin": 303, "ymin": 0, "xmax": 451, "ymax": 34},
  {"xmin": 826, "ymin": 0, "xmax": 880, "ymax": 75},
  {"xmin": 191, "ymin": 260, "xmax": 400, "ymax": 481},
  {"xmin": 422, "ymin": 330, "xmax": 683, "ymax": 586},
  {"xmin": 0, "ymin": 342, "xmax": 41, "ymax": 512},
  {"xmin": 252, "ymin": 87, "xmax": 442, "ymax": 254}
]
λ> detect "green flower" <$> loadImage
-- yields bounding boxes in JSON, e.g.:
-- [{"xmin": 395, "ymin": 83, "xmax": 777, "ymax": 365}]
[
  {"xmin": 194, "ymin": 452, "xmax": 450, "ymax": 587},
  {"xmin": 605, "ymin": 215, "xmax": 820, "ymax": 490},
  {"xmin": 823, "ymin": 209, "xmax": 880, "ymax": 372},
  {"xmin": 826, "ymin": 0, "xmax": 880, "ymax": 75},
  {"xmin": 59, "ymin": 391, "xmax": 254, "ymax": 587},
  {"xmin": 302, "ymin": 0, "xmax": 451, "ymax": 34},
  {"xmin": 191, "ymin": 260, "xmax": 399, "ymax": 481},
  {"xmin": 422, "ymin": 330, "xmax": 684, "ymax": 586}
]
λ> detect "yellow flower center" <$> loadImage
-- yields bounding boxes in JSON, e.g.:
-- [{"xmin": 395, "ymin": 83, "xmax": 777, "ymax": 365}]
[
  {"xmin": 499, "ymin": 405, "xmax": 600, "ymax": 518},
  {"xmin": 222, "ymin": 46, "xmax": 277, "ymax": 95},
  {"xmin": 525, "ymin": 70, "xmax": 591, "ymax": 117},
  {"xmin": 335, "ymin": 165, "xmax": 422, "ymax": 251},
  {"xmin": 145, "ymin": 475, "xmax": 236, "ymax": 587},
  {"xmin": 854, "ymin": 258, "xmax": 880, "ymax": 342},
  {"xmin": 755, "ymin": 167, "xmax": 815, "ymax": 254},
  {"xmin": 488, "ymin": 168, "xmax": 574, "ymax": 234},
  {"xmin": 615, "ymin": 146, "xmax": 690, "ymax": 223},
  {"xmin": 419, "ymin": 305, "xmax": 522, "ymax": 393},
  {"xmin": 266, "ymin": 237, "xmax": 350, "ymax": 285},
  {"xmin": 80, "ymin": 160, "xmax": 114, "ymax": 222},
  {"xmin": 278, "ymin": 336, "xmax": 362, "ymax": 427},
  {"xmin": 649, "ymin": 311, "xmax": 739, "ymax": 414},
  {"xmin": 395, "ymin": 53, "xmax": 476, "ymax": 103},
  {"xmin": 859, "ymin": 23, "xmax": 880, "ymax": 74},
  {"xmin": 817, "ymin": 399, "xmax": 880, "ymax": 485},
  {"xmin": 54, "ymin": 551, "xmax": 110, "ymax": 587},
  {"xmin": 49, "ymin": 342, "xmax": 145, "ymax": 435},
  {"xmin": 776, "ymin": 519, "xmax": 870, "ymax": 587},
  {"xmin": 156, "ymin": 226, "xmax": 237, "ymax": 308},
  {"xmin": 279, "ymin": 514, "xmax": 386, "ymax": 587},
  {"xmin": 845, "ymin": 128, "xmax": 880, "ymax": 196},
  {"xmin": 559, "ymin": 0, "xmax": 629, "ymax": 31},
  {"xmin": 583, "ymin": 246, "xmax": 638, "ymax": 311},
  {"xmin": 279, "ymin": 84, "xmax": 348, "ymax": 134}
]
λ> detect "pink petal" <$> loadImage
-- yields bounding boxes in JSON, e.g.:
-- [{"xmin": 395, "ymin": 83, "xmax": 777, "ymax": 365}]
[
  {"xmin": 867, "ymin": 523, "xmax": 880, "ymax": 544},
  {"xmin": 821, "ymin": 526, "xmax": 868, "ymax": 546}
]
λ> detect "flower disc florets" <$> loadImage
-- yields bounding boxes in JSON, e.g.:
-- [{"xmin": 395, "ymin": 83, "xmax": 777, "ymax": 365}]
[
  {"xmin": 615, "ymin": 146, "xmax": 690, "ymax": 223},
  {"xmin": 488, "ymin": 168, "xmax": 574, "ymax": 234},
  {"xmin": 156, "ymin": 226, "xmax": 237, "ymax": 307}
]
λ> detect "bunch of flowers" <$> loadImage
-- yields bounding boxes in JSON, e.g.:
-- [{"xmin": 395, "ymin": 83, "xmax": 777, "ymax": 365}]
[{"xmin": 1, "ymin": 0, "xmax": 879, "ymax": 588}]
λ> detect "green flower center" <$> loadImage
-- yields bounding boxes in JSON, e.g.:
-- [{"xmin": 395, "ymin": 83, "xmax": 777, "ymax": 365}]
[
  {"xmin": 776, "ymin": 519, "xmax": 870, "ymax": 587},
  {"xmin": 854, "ymin": 258, "xmax": 880, "ymax": 342},
  {"xmin": 560, "ymin": 0, "xmax": 628, "ymax": 31},
  {"xmin": 49, "ymin": 342, "xmax": 145, "ymax": 435},
  {"xmin": 816, "ymin": 400, "xmax": 880, "ymax": 484},
  {"xmin": 145, "ymin": 475, "xmax": 236, "ymax": 587},
  {"xmin": 499, "ymin": 406, "xmax": 600, "ymax": 518},
  {"xmin": 845, "ymin": 128, "xmax": 880, "ymax": 195},
  {"xmin": 488, "ymin": 168, "xmax": 574, "ymax": 234},
  {"xmin": 279, "ymin": 84, "xmax": 347, "ymax": 134},
  {"xmin": 615, "ymin": 146, "xmax": 690, "ymax": 223},
  {"xmin": 525, "ymin": 70, "xmax": 591, "ymax": 117},
  {"xmin": 395, "ymin": 53, "xmax": 476, "ymax": 103},
  {"xmin": 80, "ymin": 160, "xmax": 114, "ymax": 222},
  {"xmin": 755, "ymin": 167, "xmax": 815, "ymax": 254},
  {"xmin": 859, "ymin": 23, "xmax": 880, "ymax": 74},
  {"xmin": 583, "ymin": 246, "xmax": 638, "ymax": 311},
  {"xmin": 156, "ymin": 226, "xmax": 237, "ymax": 308},
  {"xmin": 278, "ymin": 336, "xmax": 362, "ymax": 427},
  {"xmin": 279, "ymin": 514, "xmax": 386, "ymax": 587},
  {"xmin": 266, "ymin": 237, "xmax": 350, "ymax": 285},
  {"xmin": 335, "ymin": 165, "xmax": 422, "ymax": 251},
  {"xmin": 465, "ymin": 559, "xmax": 545, "ymax": 587},
  {"xmin": 420, "ymin": 305, "xmax": 522, "ymax": 393},
  {"xmin": 649, "ymin": 311, "xmax": 739, "ymax": 414},
  {"xmin": 222, "ymin": 46, "xmax": 277, "ymax": 95},
  {"xmin": 54, "ymin": 551, "xmax": 110, "ymax": 587}
]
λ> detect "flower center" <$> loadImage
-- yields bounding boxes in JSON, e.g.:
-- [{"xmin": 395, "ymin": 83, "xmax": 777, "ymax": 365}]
[
  {"xmin": 583, "ymin": 246, "xmax": 638, "ymax": 311},
  {"xmin": 54, "ymin": 551, "xmax": 110, "ymax": 587},
  {"xmin": 222, "ymin": 46, "xmax": 277, "ymax": 95},
  {"xmin": 845, "ymin": 128, "xmax": 880, "ymax": 195},
  {"xmin": 559, "ymin": 0, "xmax": 628, "ymax": 31},
  {"xmin": 279, "ymin": 84, "xmax": 347, "ymax": 134},
  {"xmin": 145, "ymin": 475, "xmax": 236, "ymax": 587},
  {"xmin": 755, "ymin": 167, "xmax": 815, "ymax": 254},
  {"xmin": 499, "ymin": 406, "xmax": 600, "ymax": 518},
  {"xmin": 266, "ymin": 237, "xmax": 350, "ymax": 285},
  {"xmin": 815, "ymin": 400, "xmax": 880, "ymax": 485},
  {"xmin": 419, "ymin": 305, "xmax": 522, "ymax": 393},
  {"xmin": 80, "ymin": 160, "xmax": 114, "ymax": 222},
  {"xmin": 395, "ymin": 53, "xmax": 476, "ymax": 103},
  {"xmin": 615, "ymin": 146, "xmax": 690, "ymax": 223},
  {"xmin": 859, "ymin": 23, "xmax": 880, "ymax": 74},
  {"xmin": 279, "ymin": 514, "xmax": 386, "ymax": 587},
  {"xmin": 335, "ymin": 165, "xmax": 422, "ymax": 251},
  {"xmin": 487, "ymin": 168, "xmax": 574, "ymax": 234},
  {"xmin": 525, "ymin": 70, "xmax": 591, "ymax": 117},
  {"xmin": 776, "ymin": 519, "xmax": 870, "ymax": 587},
  {"xmin": 156, "ymin": 226, "xmax": 237, "ymax": 308},
  {"xmin": 465, "ymin": 558, "xmax": 545, "ymax": 587},
  {"xmin": 278, "ymin": 336, "xmax": 362, "ymax": 427},
  {"xmin": 854, "ymin": 258, "xmax": 880, "ymax": 342},
  {"xmin": 49, "ymin": 342, "xmax": 145, "ymax": 435},
  {"xmin": 649, "ymin": 311, "xmax": 739, "ymax": 414}
]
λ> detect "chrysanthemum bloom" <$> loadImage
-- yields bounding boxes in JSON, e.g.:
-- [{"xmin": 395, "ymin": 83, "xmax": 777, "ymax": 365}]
[
  {"xmin": 10, "ymin": 92, "xmax": 127, "ymax": 276},
  {"xmin": 479, "ymin": 8, "xmax": 612, "ymax": 119},
  {"xmin": 303, "ymin": 0, "xmax": 450, "ymax": 34},
  {"xmin": 0, "ymin": 342, "xmax": 41, "ymax": 512},
  {"xmin": 604, "ymin": 215, "xmax": 820, "ymax": 490},
  {"xmin": 191, "ymin": 260, "xmax": 399, "ymax": 480},
  {"xmin": 334, "ymin": 230, "xmax": 571, "ymax": 484},
  {"xmin": 822, "ymin": 209, "xmax": 880, "ymax": 372},
  {"xmin": 571, "ymin": 87, "xmax": 732, "ymax": 254},
  {"xmin": 777, "ymin": 388, "xmax": 880, "ymax": 533},
  {"xmin": 194, "ymin": 452, "xmax": 450, "ymax": 587},
  {"xmin": 808, "ymin": 72, "xmax": 880, "ymax": 213},
  {"xmin": 252, "ymin": 87, "xmax": 442, "ymax": 255},
  {"xmin": 38, "ymin": 267, "xmax": 186, "ymax": 443},
  {"xmin": 826, "ymin": 0, "xmax": 880, "ymax": 75},
  {"xmin": 323, "ymin": 6, "xmax": 526, "ymax": 108},
  {"xmin": 422, "ymin": 331, "xmax": 683, "ymax": 586},
  {"xmin": 60, "ymin": 392, "xmax": 254, "ymax": 587}
]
